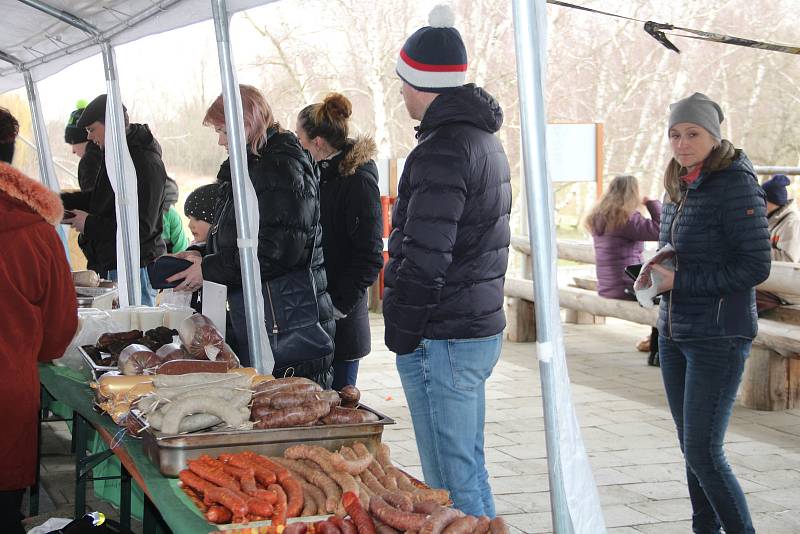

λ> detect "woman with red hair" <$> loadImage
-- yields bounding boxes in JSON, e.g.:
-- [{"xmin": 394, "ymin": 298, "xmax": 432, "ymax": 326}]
[{"xmin": 170, "ymin": 85, "xmax": 335, "ymax": 386}]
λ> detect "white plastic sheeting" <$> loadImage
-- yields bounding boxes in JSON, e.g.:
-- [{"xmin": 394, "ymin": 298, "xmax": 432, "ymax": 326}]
[
  {"xmin": 512, "ymin": 0, "xmax": 606, "ymax": 531},
  {"xmin": 102, "ymin": 84, "xmax": 141, "ymax": 307},
  {"xmin": 0, "ymin": 0, "xmax": 275, "ymax": 93}
]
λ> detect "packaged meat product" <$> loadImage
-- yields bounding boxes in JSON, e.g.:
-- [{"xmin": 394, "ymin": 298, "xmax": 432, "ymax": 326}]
[
  {"xmin": 156, "ymin": 359, "xmax": 229, "ymax": 375},
  {"xmin": 118, "ymin": 344, "xmax": 160, "ymax": 375},
  {"xmin": 72, "ymin": 270, "xmax": 100, "ymax": 287},
  {"xmin": 178, "ymin": 314, "xmax": 225, "ymax": 359},
  {"xmin": 154, "ymin": 342, "xmax": 187, "ymax": 362},
  {"xmin": 215, "ymin": 343, "xmax": 240, "ymax": 369}
]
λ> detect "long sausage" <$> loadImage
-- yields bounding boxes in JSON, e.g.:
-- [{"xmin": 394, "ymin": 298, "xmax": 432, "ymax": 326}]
[
  {"xmin": 419, "ymin": 507, "xmax": 463, "ymax": 534},
  {"xmin": 282, "ymin": 474, "xmax": 305, "ymax": 517},
  {"xmin": 203, "ymin": 486, "xmax": 248, "ymax": 520},
  {"xmin": 369, "ymin": 496, "xmax": 428, "ymax": 531},
  {"xmin": 187, "ymin": 459, "xmax": 240, "ymax": 491},
  {"xmin": 269, "ymin": 483, "xmax": 288, "ymax": 527},
  {"xmin": 342, "ymin": 491, "xmax": 376, "ymax": 534},
  {"xmin": 254, "ymin": 401, "xmax": 331, "ymax": 428},
  {"xmin": 442, "ymin": 516, "xmax": 478, "ymax": 534},
  {"xmin": 488, "ymin": 517, "xmax": 509, "ymax": 534},
  {"xmin": 206, "ymin": 505, "xmax": 233, "ymax": 524}
]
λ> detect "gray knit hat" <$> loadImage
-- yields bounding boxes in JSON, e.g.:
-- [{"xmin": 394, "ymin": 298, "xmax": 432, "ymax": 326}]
[{"xmin": 668, "ymin": 92, "xmax": 724, "ymax": 140}]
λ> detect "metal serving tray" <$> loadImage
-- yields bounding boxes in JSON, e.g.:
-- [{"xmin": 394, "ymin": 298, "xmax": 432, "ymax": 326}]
[
  {"xmin": 78, "ymin": 345, "xmax": 118, "ymax": 380},
  {"xmin": 141, "ymin": 404, "xmax": 395, "ymax": 477}
]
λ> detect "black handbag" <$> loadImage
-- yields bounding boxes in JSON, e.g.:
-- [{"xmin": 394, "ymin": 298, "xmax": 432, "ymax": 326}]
[{"xmin": 263, "ymin": 224, "xmax": 333, "ymax": 371}]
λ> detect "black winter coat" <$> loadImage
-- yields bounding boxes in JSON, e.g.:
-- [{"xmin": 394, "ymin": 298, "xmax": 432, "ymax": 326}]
[
  {"xmin": 75, "ymin": 142, "xmax": 104, "ymax": 266},
  {"xmin": 658, "ymin": 147, "xmax": 771, "ymax": 341},
  {"xmin": 202, "ymin": 129, "xmax": 335, "ymax": 384},
  {"xmin": 319, "ymin": 136, "xmax": 384, "ymax": 360},
  {"xmin": 62, "ymin": 123, "xmax": 167, "ymax": 274},
  {"xmin": 383, "ymin": 84, "xmax": 512, "ymax": 354}
]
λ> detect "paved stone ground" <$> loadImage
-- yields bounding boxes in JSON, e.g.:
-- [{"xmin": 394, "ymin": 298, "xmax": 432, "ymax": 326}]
[{"xmin": 30, "ymin": 315, "xmax": 800, "ymax": 533}]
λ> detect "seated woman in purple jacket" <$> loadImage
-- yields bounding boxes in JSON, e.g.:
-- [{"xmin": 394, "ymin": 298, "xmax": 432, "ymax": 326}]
[
  {"xmin": 585, "ymin": 175, "xmax": 661, "ymax": 300},
  {"xmin": 586, "ymin": 175, "xmax": 662, "ymax": 361}
]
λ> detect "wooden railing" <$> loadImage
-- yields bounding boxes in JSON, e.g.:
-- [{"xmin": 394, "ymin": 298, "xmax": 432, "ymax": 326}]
[{"xmin": 510, "ymin": 236, "xmax": 800, "ymax": 297}]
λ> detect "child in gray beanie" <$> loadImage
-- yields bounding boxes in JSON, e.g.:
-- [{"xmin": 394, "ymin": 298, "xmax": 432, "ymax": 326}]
[{"xmin": 668, "ymin": 92, "xmax": 724, "ymax": 141}]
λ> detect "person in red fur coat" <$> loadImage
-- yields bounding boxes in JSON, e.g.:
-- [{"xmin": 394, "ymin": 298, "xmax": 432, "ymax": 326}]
[{"xmin": 0, "ymin": 107, "xmax": 77, "ymax": 533}]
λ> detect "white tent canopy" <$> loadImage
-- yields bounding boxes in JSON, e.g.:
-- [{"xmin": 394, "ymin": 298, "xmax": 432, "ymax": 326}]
[
  {"xmin": 1, "ymin": 1, "xmax": 604, "ymax": 531},
  {"xmin": 0, "ymin": 0, "xmax": 272, "ymax": 93}
]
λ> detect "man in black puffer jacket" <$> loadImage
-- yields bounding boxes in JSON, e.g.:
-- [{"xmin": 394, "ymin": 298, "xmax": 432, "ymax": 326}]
[
  {"xmin": 384, "ymin": 5, "xmax": 511, "ymax": 518},
  {"xmin": 61, "ymin": 94, "xmax": 166, "ymax": 306}
]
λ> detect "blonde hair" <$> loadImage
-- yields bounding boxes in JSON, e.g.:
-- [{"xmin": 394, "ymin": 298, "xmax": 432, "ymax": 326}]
[
  {"xmin": 297, "ymin": 92, "xmax": 352, "ymax": 150},
  {"xmin": 203, "ymin": 85, "xmax": 275, "ymax": 153},
  {"xmin": 584, "ymin": 175, "xmax": 641, "ymax": 234}
]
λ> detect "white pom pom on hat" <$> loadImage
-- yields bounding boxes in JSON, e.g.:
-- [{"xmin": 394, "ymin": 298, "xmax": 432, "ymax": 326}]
[
  {"xmin": 428, "ymin": 4, "xmax": 456, "ymax": 28},
  {"xmin": 396, "ymin": 3, "xmax": 467, "ymax": 92}
]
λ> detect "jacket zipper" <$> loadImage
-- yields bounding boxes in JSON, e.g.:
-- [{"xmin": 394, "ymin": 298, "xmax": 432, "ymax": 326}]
[
  {"xmin": 716, "ymin": 297, "xmax": 724, "ymax": 325},
  {"xmin": 265, "ymin": 282, "xmax": 279, "ymax": 348},
  {"xmin": 668, "ymin": 190, "xmax": 689, "ymax": 338}
]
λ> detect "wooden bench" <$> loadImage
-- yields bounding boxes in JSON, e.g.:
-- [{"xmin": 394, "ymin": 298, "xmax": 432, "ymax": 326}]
[{"xmin": 507, "ymin": 236, "xmax": 800, "ymax": 411}]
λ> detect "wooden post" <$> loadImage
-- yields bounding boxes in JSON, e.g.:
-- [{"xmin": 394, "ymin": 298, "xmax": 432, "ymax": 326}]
[
  {"xmin": 740, "ymin": 346, "xmax": 800, "ymax": 411},
  {"xmin": 507, "ymin": 297, "xmax": 536, "ymax": 342},
  {"xmin": 389, "ymin": 158, "xmax": 399, "ymax": 197}
]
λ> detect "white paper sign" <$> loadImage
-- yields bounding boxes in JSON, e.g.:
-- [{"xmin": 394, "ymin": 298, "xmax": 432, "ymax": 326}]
[{"xmin": 201, "ymin": 281, "xmax": 228, "ymax": 338}]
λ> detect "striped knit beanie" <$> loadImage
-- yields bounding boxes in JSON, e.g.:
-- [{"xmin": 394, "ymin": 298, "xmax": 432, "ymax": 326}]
[{"xmin": 396, "ymin": 5, "xmax": 467, "ymax": 93}]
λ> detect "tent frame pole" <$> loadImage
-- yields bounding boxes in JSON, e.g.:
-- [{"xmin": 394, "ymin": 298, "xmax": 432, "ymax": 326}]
[
  {"xmin": 511, "ymin": 0, "xmax": 574, "ymax": 531},
  {"xmin": 23, "ymin": 69, "xmax": 70, "ymax": 255},
  {"xmin": 100, "ymin": 41, "xmax": 140, "ymax": 306},
  {"xmin": 210, "ymin": 0, "xmax": 273, "ymax": 375}
]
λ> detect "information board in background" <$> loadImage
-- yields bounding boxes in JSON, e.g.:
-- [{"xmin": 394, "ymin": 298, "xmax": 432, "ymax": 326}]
[
  {"xmin": 546, "ymin": 123, "xmax": 599, "ymax": 183},
  {"xmin": 377, "ymin": 123, "xmax": 603, "ymax": 193}
]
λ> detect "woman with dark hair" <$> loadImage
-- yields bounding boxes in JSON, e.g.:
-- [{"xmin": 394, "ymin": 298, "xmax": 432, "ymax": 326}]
[
  {"xmin": 296, "ymin": 93, "xmax": 383, "ymax": 389},
  {"xmin": 650, "ymin": 93, "xmax": 770, "ymax": 534},
  {"xmin": 170, "ymin": 85, "xmax": 335, "ymax": 386}
]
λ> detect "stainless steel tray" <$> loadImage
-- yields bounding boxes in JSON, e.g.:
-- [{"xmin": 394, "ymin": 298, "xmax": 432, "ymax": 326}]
[
  {"xmin": 78, "ymin": 345, "xmax": 117, "ymax": 380},
  {"xmin": 141, "ymin": 404, "xmax": 395, "ymax": 476}
]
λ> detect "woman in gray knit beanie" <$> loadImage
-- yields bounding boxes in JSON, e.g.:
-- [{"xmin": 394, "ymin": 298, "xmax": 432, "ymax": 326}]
[{"xmin": 649, "ymin": 92, "xmax": 768, "ymax": 534}]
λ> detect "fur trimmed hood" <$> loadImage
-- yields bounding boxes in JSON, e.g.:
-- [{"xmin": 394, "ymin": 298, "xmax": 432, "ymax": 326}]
[
  {"xmin": 0, "ymin": 162, "xmax": 64, "ymax": 227},
  {"xmin": 339, "ymin": 136, "xmax": 377, "ymax": 177}
]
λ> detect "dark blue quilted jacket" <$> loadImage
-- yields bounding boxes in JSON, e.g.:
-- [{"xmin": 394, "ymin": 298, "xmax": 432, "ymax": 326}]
[
  {"xmin": 383, "ymin": 84, "xmax": 512, "ymax": 354},
  {"xmin": 657, "ymin": 150, "xmax": 771, "ymax": 340}
]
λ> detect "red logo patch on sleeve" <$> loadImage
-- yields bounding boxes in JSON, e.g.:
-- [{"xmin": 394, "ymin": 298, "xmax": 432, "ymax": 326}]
[{"xmin": 746, "ymin": 208, "xmax": 754, "ymax": 215}]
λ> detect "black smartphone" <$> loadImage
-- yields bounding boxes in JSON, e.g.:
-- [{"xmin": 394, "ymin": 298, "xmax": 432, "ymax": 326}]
[
  {"xmin": 624, "ymin": 263, "xmax": 642, "ymax": 281},
  {"xmin": 61, "ymin": 210, "xmax": 76, "ymax": 224}
]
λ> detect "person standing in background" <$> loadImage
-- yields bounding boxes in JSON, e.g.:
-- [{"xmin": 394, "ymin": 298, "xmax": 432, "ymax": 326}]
[
  {"xmin": 0, "ymin": 107, "xmax": 78, "ymax": 534},
  {"xmin": 383, "ymin": 5, "xmax": 511, "ymax": 516},
  {"xmin": 652, "ymin": 93, "xmax": 769, "ymax": 534},
  {"xmin": 61, "ymin": 94, "xmax": 167, "ymax": 306},
  {"xmin": 161, "ymin": 176, "xmax": 189, "ymax": 254},
  {"xmin": 64, "ymin": 100, "xmax": 104, "ymax": 269},
  {"xmin": 296, "ymin": 92, "xmax": 383, "ymax": 390}
]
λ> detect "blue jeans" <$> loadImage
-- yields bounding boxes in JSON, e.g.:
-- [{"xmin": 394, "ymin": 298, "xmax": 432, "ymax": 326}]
[
  {"xmin": 396, "ymin": 333, "xmax": 502, "ymax": 517},
  {"xmin": 659, "ymin": 336, "xmax": 754, "ymax": 534},
  {"xmin": 106, "ymin": 267, "xmax": 157, "ymax": 306},
  {"xmin": 332, "ymin": 359, "xmax": 360, "ymax": 390}
]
